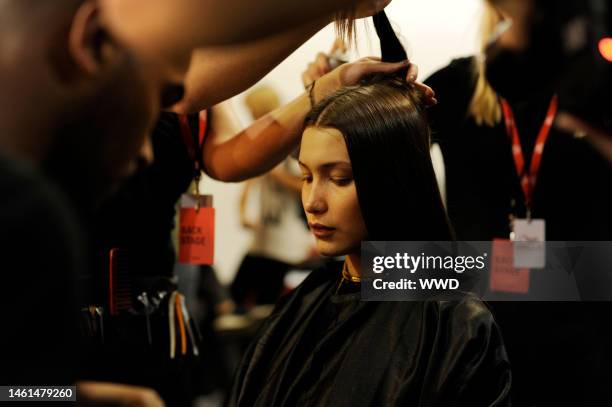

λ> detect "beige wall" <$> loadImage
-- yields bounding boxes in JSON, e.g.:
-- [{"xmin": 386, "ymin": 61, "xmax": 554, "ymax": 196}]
[{"xmin": 205, "ymin": 0, "xmax": 485, "ymax": 284}]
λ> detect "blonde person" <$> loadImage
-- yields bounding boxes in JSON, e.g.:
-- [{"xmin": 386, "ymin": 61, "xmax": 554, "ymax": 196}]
[{"xmin": 421, "ymin": 2, "xmax": 612, "ymax": 405}]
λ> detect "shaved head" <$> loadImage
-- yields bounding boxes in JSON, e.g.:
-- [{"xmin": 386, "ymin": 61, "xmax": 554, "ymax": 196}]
[
  {"xmin": 0, "ymin": 0, "xmax": 83, "ymax": 31},
  {"xmin": 0, "ymin": 0, "xmax": 164, "ymax": 204}
]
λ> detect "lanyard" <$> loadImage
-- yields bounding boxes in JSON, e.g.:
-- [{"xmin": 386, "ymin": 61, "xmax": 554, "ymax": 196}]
[
  {"xmin": 178, "ymin": 110, "xmax": 208, "ymax": 206},
  {"xmin": 178, "ymin": 110, "xmax": 208, "ymax": 173},
  {"xmin": 501, "ymin": 95, "xmax": 558, "ymax": 212}
]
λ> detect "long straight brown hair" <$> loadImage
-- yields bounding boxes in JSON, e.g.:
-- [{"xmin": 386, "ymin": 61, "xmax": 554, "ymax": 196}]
[{"xmin": 304, "ymin": 77, "xmax": 453, "ymax": 241}]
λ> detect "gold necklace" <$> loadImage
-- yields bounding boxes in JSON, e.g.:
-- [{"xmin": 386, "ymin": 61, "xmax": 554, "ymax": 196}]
[
  {"xmin": 342, "ymin": 261, "xmax": 362, "ymax": 283},
  {"xmin": 334, "ymin": 261, "xmax": 361, "ymax": 295}
]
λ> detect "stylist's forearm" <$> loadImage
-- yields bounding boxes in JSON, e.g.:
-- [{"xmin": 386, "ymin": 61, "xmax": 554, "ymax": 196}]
[
  {"xmin": 174, "ymin": 15, "xmax": 332, "ymax": 113},
  {"xmin": 183, "ymin": 0, "xmax": 356, "ymax": 45},
  {"xmin": 100, "ymin": 0, "xmax": 355, "ymax": 49},
  {"xmin": 202, "ymin": 57, "xmax": 412, "ymax": 182},
  {"xmin": 203, "ymin": 94, "xmax": 311, "ymax": 182}
]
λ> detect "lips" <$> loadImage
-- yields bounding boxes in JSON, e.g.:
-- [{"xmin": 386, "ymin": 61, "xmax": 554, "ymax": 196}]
[{"xmin": 309, "ymin": 222, "xmax": 336, "ymax": 239}]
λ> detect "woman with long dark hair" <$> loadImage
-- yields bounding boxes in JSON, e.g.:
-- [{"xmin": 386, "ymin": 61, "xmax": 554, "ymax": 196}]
[{"xmin": 227, "ymin": 77, "xmax": 511, "ymax": 406}]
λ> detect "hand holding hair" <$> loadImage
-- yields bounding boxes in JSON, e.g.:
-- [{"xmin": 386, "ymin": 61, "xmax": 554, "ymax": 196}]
[
  {"xmin": 308, "ymin": 58, "xmax": 436, "ymax": 107},
  {"xmin": 303, "ymin": 52, "xmax": 334, "ymax": 89},
  {"xmin": 312, "ymin": 57, "xmax": 411, "ymax": 104},
  {"xmin": 373, "ymin": 10, "xmax": 437, "ymax": 106},
  {"xmin": 306, "ymin": 9, "xmax": 436, "ymax": 108},
  {"xmin": 405, "ymin": 64, "xmax": 437, "ymax": 107}
]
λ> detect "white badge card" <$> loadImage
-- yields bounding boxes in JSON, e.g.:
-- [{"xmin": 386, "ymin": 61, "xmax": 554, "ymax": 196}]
[{"xmin": 512, "ymin": 218, "xmax": 546, "ymax": 269}]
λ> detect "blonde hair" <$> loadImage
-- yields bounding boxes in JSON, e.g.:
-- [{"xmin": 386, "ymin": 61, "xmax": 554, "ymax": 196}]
[
  {"xmin": 468, "ymin": 2, "xmax": 503, "ymax": 127},
  {"xmin": 335, "ymin": 3, "xmax": 502, "ymax": 127},
  {"xmin": 244, "ymin": 86, "xmax": 281, "ymax": 120}
]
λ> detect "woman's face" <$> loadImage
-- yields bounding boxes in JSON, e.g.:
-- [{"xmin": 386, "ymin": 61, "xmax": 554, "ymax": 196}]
[{"xmin": 299, "ymin": 126, "xmax": 368, "ymax": 257}]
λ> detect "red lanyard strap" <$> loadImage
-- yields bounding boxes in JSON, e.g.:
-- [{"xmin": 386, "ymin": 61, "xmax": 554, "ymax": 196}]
[
  {"xmin": 178, "ymin": 110, "xmax": 208, "ymax": 174},
  {"xmin": 501, "ymin": 95, "xmax": 558, "ymax": 207}
]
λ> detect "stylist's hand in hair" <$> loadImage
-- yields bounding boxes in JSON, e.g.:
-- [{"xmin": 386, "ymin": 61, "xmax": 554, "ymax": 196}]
[
  {"xmin": 303, "ymin": 38, "xmax": 437, "ymax": 107},
  {"xmin": 311, "ymin": 57, "xmax": 437, "ymax": 106},
  {"xmin": 302, "ymin": 39, "xmax": 346, "ymax": 88},
  {"xmin": 312, "ymin": 57, "xmax": 406, "ymax": 102},
  {"xmin": 404, "ymin": 63, "xmax": 438, "ymax": 107}
]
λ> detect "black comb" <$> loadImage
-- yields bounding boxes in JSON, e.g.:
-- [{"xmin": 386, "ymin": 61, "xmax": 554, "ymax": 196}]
[{"xmin": 109, "ymin": 248, "xmax": 133, "ymax": 315}]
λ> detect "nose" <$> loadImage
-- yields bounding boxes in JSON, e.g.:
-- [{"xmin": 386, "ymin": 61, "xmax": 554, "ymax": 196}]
[{"xmin": 303, "ymin": 181, "xmax": 327, "ymax": 215}]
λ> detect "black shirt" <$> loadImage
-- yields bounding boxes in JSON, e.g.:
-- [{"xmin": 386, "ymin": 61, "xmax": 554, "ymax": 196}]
[
  {"xmin": 89, "ymin": 112, "xmax": 199, "ymax": 303},
  {"xmin": 425, "ymin": 57, "xmax": 612, "ymax": 406},
  {"xmin": 83, "ymin": 112, "xmax": 207, "ymax": 407},
  {"xmin": 425, "ymin": 57, "xmax": 612, "ymax": 241},
  {"xmin": 229, "ymin": 262, "xmax": 511, "ymax": 407},
  {"xmin": 0, "ymin": 151, "xmax": 82, "ymax": 386}
]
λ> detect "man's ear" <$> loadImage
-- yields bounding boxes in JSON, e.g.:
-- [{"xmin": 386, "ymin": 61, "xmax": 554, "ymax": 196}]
[{"xmin": 68, "ymin": 0, "xmax": 111, "ymax": 75}]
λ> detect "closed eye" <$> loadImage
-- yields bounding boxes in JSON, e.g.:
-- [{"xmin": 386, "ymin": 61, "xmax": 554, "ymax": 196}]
[{"xmin": 331, "ymin": 178, "xmax": 352, "ymax": 186}]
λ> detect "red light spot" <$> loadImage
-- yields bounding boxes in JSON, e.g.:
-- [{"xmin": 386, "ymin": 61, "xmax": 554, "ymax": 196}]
[{"xmin": 599, "ymin": 38, "xmax": 612, "ymax": 62}]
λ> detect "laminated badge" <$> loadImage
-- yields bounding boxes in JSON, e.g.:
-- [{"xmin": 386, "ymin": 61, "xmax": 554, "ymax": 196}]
[{"xmin": 179, "ymin": 194, "xmax": 214, "ymax": 265}]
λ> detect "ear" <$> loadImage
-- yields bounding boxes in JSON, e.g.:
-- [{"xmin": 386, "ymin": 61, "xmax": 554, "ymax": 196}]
[{"xmin": 68, "ymin": 0, "xmax": 109, "ymax": 75}]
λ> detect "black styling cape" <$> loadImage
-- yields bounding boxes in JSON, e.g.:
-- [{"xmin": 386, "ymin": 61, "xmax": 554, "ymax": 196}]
[{"xmin": 228, "ymin": 262, "xmax": 511, "ymax": 407}]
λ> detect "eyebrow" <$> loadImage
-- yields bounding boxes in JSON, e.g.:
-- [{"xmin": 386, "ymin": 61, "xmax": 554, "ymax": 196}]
[{"xmin": 298, "ymin": 160, "xmax": 352, "ymax": 171}]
